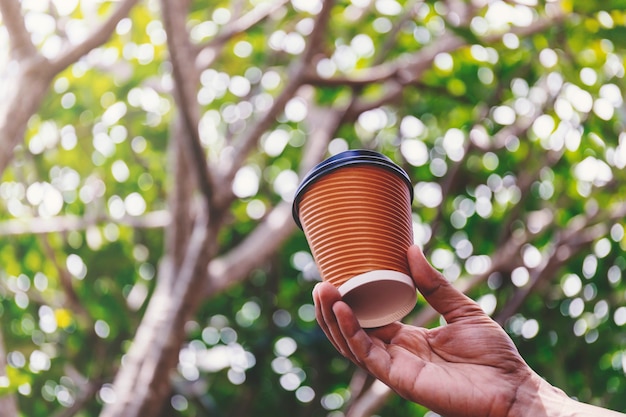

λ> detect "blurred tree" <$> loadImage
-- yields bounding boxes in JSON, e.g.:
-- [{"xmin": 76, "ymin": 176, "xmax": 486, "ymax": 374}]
[{"xmin": 0, "ymin": 0, "xmax": 625, "ymax": 417}]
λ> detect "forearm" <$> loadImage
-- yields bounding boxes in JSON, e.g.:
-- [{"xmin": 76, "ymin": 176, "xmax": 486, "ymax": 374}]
[{"xmin": 511, "ymin": 372, "xmax": 625, "ymax": 417}]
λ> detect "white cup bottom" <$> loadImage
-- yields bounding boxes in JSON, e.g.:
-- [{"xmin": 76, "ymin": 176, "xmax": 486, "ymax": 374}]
[{"xmin": 338, "ymin": 270, "xmax": 417, "ymax": 328}]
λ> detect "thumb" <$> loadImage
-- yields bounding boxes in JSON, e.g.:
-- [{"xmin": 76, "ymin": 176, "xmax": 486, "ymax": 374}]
[{"xmin": 408, "ymin": 245, "xmax": 484, "ymax": 323}]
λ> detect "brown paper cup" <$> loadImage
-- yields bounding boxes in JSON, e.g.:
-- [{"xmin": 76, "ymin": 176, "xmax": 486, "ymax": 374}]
[{"xmin": 293, "ymin": 150, "xmax": 416, "ymax": 328}]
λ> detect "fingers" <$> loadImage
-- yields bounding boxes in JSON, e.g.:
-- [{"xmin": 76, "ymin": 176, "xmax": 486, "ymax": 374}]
[
  {"xmin": 408, "ymin": 245, "xmax": 484, "ymax": 323},
  {"xmin": 313, "ymin": 282, "xmax": 392, "ymax": 373},
  {"xmin": 313, "ymin": 282, "xmax": 359, "ymax": 362}
]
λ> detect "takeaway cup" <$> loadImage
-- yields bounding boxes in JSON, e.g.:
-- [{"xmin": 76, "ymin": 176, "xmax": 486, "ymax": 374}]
[{"xmin": 292, "ymin": 149, "xmax": 416, "ymax": 328}]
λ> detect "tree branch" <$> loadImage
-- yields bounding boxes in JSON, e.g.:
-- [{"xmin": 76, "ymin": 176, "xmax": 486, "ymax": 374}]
[
  {"xmin": 49, "ymin": 380, "xmax": 100, "ymax": 417},
  {"xmin": 0, "ymin": 210, "xmax": 170, "ymax": 236},
  {"xmin": 424, "ymin": 65, "xmax": 545, "ymax": 251},
  {"xmin": 0, "ymin": 0, "xmax": 139, "ymax": 180},
  {"xmin": 211, "ymin": 74, "xmax": 305, "ymax": 208},
  {"xmin": 206, "ymin": 108, "xmax": 337, "ymax": 295},
  {"xmin": 49, "ymin": 0, "xmax": 140, "ymax": 72},
  {"xmin": 163, "ymin": 118, "xmax": 197, "ymax": 284},
  {"xmin": 495, "ymin": 201, "xmax": 626, "ymax": 323},
  {"xmin": 39, "ymin": 236, "xmax": 91, "ymax": 320},
  {"xmin": 161, "ymin": 0, "xmax": 215, "ymax": 214},
  {"xmin": 305, "ymin": 14, "xmax": 563, "ymax": 90},
  {"xmin": 206, "ymin": 200, "xmax": 296, "ymax": 294},
  {"xmin": 0, "ymin": 0, "xmax": 38, "ymax": 60},
  {"xmin": 195, "ymin": 0, "xmax": 290, "ymax": 68},
  {"xmin": 0, "ymin": 69, "xmax": 51, "ymax": 180},
  {"xmin": 100, "ymin": 212, "xmax": 215, "ymax": 417},
  {"xmin": 212, "ymin": 0, "xmax": 336, "ymax": 210},
  {"xmin": 372, "ymin": 0, "xmax": 423, "ymax": 65}
]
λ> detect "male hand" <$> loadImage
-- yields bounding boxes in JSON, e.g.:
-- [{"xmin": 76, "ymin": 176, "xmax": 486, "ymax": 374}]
[{"xmin": 313, "ymin": 245, "xmax": 542, "ymax": 417}]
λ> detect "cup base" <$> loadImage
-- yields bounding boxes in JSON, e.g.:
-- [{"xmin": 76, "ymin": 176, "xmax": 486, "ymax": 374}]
[{"xmin": 338, "ymin": 270, "xmax": 417, "ymax": 328}]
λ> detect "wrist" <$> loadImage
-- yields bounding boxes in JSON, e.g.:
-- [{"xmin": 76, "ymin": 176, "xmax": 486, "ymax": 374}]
[
  {"xmin": 508, "ymin": 372, "xmax": 569, "ymax": 417},
  {"xmin": 509, "ymin": 372, "xmax": 625, "ymax": 417}
]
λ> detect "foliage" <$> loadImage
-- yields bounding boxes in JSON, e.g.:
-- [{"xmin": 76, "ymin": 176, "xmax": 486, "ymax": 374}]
[{"xmin": 0, "ymin": 0, "xmax": 625, "ymax": 416}]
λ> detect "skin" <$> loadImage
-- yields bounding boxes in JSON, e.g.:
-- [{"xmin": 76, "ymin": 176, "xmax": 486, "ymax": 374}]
[{"xmin": 313, "ymin": 245, "xmax": 625, "ymax": 417}]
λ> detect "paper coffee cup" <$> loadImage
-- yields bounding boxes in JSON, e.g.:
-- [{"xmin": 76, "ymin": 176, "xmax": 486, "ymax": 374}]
[{"xmin": 293, "ymin": 150, "xmax": 416, "ymax": 328}]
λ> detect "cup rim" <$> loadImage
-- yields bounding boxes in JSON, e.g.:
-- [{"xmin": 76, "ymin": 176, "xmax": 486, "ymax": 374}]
[{"xmin": 292, "ymin": 149, "xmax": 414, "ymax": 229}]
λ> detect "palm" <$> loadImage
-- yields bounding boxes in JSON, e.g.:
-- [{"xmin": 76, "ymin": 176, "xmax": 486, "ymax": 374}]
[{"xmin": 365, "ymin": 316, "xmax": 531, "ymax": 417}]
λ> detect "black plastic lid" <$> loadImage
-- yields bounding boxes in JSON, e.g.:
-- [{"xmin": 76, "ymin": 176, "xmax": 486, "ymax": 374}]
[{"xmin": 292, "ymin": 149, "xmax": 414, "ymax": 229}]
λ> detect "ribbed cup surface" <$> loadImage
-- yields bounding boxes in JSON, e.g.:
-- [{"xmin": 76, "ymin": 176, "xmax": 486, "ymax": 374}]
[{"xmin": 298, "ymin": 165, "xmax": 413, "ymax": 288}]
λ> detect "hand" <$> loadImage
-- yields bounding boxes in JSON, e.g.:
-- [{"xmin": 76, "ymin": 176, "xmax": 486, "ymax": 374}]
[{"xmin": 313, "ymin": 245, "xmax": 550, "ymax": 417}]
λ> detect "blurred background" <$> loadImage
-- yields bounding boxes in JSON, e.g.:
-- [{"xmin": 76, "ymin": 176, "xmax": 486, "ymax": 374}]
[{"xmin": 0, "ymin": 0, "xmax": 625, "ymax": 416}]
